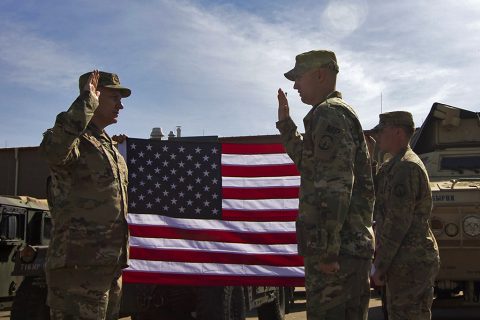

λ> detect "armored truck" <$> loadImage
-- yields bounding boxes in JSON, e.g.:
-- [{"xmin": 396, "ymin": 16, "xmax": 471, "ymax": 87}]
[
  {"xmin": 0, "ymin": 195, "xmax": 51, "ymax": 316},
  {"xmin": 411, "ymin": 102, "xmax": 480, "ymax": 306}
]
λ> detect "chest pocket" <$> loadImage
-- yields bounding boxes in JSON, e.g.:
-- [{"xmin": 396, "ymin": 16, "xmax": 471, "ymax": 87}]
[{"xmin": 75, "ymin": 135, "xmax": 116, "ymax": 187}]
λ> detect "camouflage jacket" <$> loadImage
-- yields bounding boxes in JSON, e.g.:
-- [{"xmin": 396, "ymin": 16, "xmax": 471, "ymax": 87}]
[
  {"xmin": 276, "ymin": 91, "xmax": 375, "ymax": 263},
  {"xmin": 40, "ymin": 91, "xmax": 129, "ymax": 269},
  {"xmin": 374, "ymin": 146, "xmax": 439, "ymax": 274}
]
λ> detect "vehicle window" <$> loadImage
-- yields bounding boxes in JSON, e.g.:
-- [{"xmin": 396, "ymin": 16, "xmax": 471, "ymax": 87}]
[
  {"xmin": 27, "ymin": 211, "xmax": 43, "ymax": 244},
  {"xmin": 0, "ymin": 213, "xmax": 25, "ymax": 241},
  {"xmin": 440, "ymin": 156, "xmax": 480, "ymax": 172}
]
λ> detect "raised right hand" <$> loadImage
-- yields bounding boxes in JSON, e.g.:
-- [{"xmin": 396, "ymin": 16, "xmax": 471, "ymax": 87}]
[
  {"xmin": 277, "ymin": 88, "xmax": 290, "ymax": 121},
  {"xmin": 83, "ymin": 70, "xmax": 101, "ymax": 101}
]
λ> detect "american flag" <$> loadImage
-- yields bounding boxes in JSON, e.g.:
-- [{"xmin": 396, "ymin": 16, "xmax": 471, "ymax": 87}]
[{"xmin": 120, "ymin": 137, "xmax": 304, "ymax": 286}]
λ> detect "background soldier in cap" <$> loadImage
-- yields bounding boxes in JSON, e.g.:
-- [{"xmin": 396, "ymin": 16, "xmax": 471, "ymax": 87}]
[
  {"xmin": 371, "ymin": 111, "xmax": 440, "ymax": 319},
  {"xmin": 276, "ymin": 50, "xmax": 375, "ymax": 319},
  {"xmin": 40, "ymin": 70, "xmax": 131, "ymax": 319}
]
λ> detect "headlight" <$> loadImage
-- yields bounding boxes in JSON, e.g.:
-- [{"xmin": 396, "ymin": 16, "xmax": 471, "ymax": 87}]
[
  {"xmin": 463, "ymin": 215, "xmax": 480, "ymax": 237},
  {"xmin": 19, "ymin": 245, "xmax": 37, "ymax": 263},
  {"xmin": 444, "ymin": 223, "xmax": 459, "ymax": 237}
]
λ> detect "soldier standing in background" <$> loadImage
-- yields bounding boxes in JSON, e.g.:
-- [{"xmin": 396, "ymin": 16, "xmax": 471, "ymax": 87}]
[
  {"xmin": 40, "ymin": 70, "xmax": 131, "ymax": 320},
  {"xmin": 276, "ymin": 50, "xmax": 375, "ymax": 319},
  {"xmin": 371, "ymin": 111, "xmax": 440, "ymax": 319}
]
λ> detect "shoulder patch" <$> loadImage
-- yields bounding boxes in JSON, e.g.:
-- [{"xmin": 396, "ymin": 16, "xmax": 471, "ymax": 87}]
[{"xmin": 318, "ymin": 135, "xmax": 334, "ymax": 150}]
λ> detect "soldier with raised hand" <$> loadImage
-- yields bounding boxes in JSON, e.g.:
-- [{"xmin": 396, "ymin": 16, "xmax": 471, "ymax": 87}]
[
  {"xmin": 371, "ymin": 111, "xmax": 440, "ymax": 319},
  {"xmin": 276, "ymin": 50, "xmax": 375, "ymax": 319},
  {"xmin": 40, "ymin": 70, "xmax": 131, "ymax": 320}
]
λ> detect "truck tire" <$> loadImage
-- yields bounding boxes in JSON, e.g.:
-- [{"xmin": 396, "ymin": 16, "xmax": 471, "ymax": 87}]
[
  {"xmin": 196, "ymin": 286, "xmax": 246, "ymax": 320},
  {"xmin": 11, "ymin": 277, "xmax": 50, "ymax": 320},
  {"xmin": 257, "ymin": 287, "xmax": 285, "ymax": 320}
]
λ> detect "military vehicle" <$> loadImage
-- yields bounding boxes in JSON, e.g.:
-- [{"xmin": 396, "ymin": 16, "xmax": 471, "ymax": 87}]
[
  {"xmin": 0, "ymin": 195, "xmax": 51, "ymax": 318},
  {"xmin": 411, "ymin": 102, "xmax": 480, "ymax": 306}
]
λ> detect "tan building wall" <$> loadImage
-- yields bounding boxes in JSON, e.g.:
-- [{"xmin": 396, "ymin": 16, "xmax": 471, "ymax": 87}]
[{"xmin": 0, "ymin": 146, "xmax": 49, "ymax": 198}]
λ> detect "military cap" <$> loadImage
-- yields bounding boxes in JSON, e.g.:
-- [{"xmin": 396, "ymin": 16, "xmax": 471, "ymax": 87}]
[
  {"xmin": 284, "ymin": 50, "xmax": 339, "ymax": 81},
  {"xmin": 373, "ymin": 111, "xmax": 415, "ymax": 131},
  {"xmin": 79, "ymin": 71, "xmax": 131, "ymax": 97}
]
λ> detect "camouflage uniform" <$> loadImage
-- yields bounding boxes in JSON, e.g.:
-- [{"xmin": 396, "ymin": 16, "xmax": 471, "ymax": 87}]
[
  {"xmin": 373, "ymin": 112, "xmax": 440, "ymax": 320},
  {"xmin": 40, "ymin": 72, "xmax": 130, "ymax": 320},
  {"xmin": 278, "ymin": 51, "xmax": 375, "ymax": 320}
]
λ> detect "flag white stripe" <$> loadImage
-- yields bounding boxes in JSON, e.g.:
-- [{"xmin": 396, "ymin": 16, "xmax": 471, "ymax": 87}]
[
  {"xmin": 221, "ymin": 153, "xmax": 293, "ymax": 165},
  {"xmin": 127, "ymin": 213, "xmax": 295, "ymax": 233},
  {"xmin": 130, "ymin": 237, "xmax": 298, "ymax": 254},
  {"xmin": 222, "ymin": 199, "xmax": 299, "ymax": 210},
  {"xmin": 222, "ymin": 176, "xmax": 300, "ymax": 188},
  {"xmin": 126, "ymin": 259, "xmax": 304, "ymax": 277}
]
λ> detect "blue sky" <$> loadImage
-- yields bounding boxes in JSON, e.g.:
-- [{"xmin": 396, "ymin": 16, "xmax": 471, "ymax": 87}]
[{"xmin": 1, "ymin": 0, "xmax": 479, "ymax": 147}]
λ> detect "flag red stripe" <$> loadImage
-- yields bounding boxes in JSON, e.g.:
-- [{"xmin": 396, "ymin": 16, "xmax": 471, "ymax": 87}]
[
  {"xmin": 222, "ymin": 209, "xmax": 298, "ymax": 222},
  {"xmin": 221, "ymin": 143, "xmax": 286, "ymax": 154},
  {"xmin": 128, "ymin": 225, "xmax": 296, "ymax": 244},
  {"xmin": 123, "ymin": 271, "xmax": 305, "ymax": 286},
  {"xmin": 221, "ymin": 164, "xmax": 299, "ymax": 177},
  {"xmin": 130, "ymin": 247, "xmax": 303, "ymax": 267},
  {"xmin": 222, "ymin": 187, "xmax": 299, "ymax": 199}
]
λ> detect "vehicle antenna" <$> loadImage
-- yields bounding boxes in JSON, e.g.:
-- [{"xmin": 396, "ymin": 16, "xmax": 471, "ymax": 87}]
[{"xmin": 380, "ymin": 92, "xmax": 383, "ymax": 114}]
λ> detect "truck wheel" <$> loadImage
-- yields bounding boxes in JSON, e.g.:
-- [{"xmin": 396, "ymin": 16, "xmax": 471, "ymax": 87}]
[
  {"xmin": 257, "ymin": 287, "xmax": 285, "ymax": 320},
  {"xmin": 11, "ymin": 277, "xmax": 50, "ymax": 320},
  {"xmin": 196, "ymin": 286, "xmax": 246, "ymax": 320},
  {"xmin": 284, "ymin": 287, "xmax": 294, "ymax": 314}
]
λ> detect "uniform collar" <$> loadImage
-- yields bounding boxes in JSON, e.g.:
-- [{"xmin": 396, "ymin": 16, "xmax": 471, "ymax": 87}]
[
  {"xmin": 313, "ymin": 90, "xmax": 342, "ymax": 108},
  {"xmin": 87, "ymin": 122, "xmax": 103, "ymax": 136},
  {"xmin": 390, "ymin": 145, "xmax": 411, "ymax": 163},
  {"xmin": 87, "ymin": 122, "xmax": 113, "ymax": 144}
]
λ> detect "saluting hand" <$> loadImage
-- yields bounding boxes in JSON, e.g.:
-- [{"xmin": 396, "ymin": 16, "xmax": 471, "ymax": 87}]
[
  {"xmin": 277, "ymin": 88, "xmax": 290, "ymax": 121},
  {"xmin": 84, "ymin": 69, "xmax": 101, "ymax": 101}
]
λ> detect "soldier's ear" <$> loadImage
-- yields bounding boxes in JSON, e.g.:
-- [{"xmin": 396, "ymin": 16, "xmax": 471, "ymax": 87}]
[
  {"xmin": 317, "ymin": 68, "xmax": 326, "ymax": 81},
  {"xmin": 395, "ymin": 127, "xmax": 406, "ymax": 138}
]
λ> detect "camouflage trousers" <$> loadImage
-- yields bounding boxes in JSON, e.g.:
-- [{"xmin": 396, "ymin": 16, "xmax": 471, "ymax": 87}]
[
  {"xmin": 386, "ymin": 260, "xmax": 440, "ymax": 320},
  {"xmin": 304, "ymin": 254, "xmax": 371, "ymax": 320},
  {"xmin": 46, "ymin": 265, "xmax": 123, "ymax": 320}
]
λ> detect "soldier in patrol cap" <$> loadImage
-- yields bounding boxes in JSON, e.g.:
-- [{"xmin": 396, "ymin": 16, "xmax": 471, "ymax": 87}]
[
  {"xmin": 40, "ymin": 70, "xmax": 131, "ymax": 320},
  {"xmin": 371, "ymin": 111, "xmax": 440, "ymax": 319},
  {"xmin": 276, "ymin": 50, "xmax": 375, "ymax": 319}
]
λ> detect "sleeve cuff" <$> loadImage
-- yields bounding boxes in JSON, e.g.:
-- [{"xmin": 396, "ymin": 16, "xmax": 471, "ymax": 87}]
[{"xmin": 276, "ymin": 117, "xmax": 296, "ymax": 134}]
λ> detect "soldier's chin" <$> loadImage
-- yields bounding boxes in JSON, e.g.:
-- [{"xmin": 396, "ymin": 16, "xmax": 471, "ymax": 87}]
[{"xmin": 300, "ymin": 96, "xmax": 309, "ymax": 104}]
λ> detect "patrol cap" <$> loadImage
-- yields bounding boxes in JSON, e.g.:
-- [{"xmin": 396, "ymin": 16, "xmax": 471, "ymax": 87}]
[
  {"xmin": 284, "ymin": 50, "xmax": 339, "ymax": 81},
  {"xmin": 79, "ymin": 71, "xmax": 131, "ymax": 97},
  {"xmin": 373, "ymin": 111, "xmax": 415, "ymax": 132}
]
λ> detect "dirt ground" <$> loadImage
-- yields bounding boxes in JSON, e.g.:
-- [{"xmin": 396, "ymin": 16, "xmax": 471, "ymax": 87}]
[{"xmin": 1, "ymin": 289, "xmax": 479, "ymax": 320}]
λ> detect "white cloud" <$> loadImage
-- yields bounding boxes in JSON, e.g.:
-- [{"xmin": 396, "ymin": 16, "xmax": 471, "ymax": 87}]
[{"xmin": 0, "ymin": 21, "xmax": 91, "ymax": 91}]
